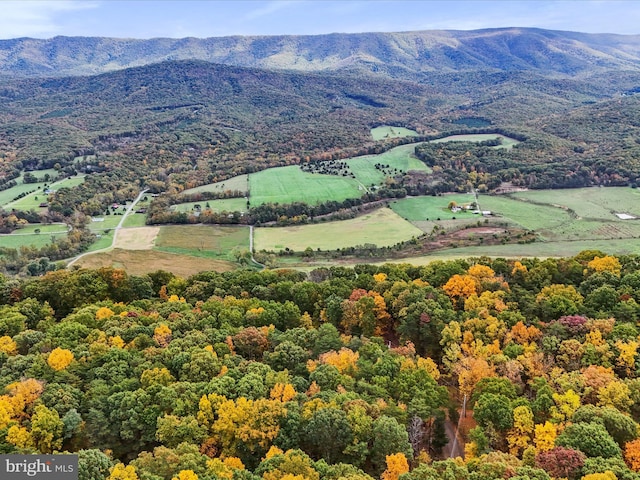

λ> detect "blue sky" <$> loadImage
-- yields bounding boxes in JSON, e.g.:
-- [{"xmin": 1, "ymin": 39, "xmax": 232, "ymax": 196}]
[{"xmin": 1, "ymin": 1, "xmax": 638, "ymax": 39}]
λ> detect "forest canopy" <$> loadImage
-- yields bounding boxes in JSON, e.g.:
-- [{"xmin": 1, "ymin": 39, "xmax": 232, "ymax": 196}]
[{"xmin": 1, "ymin": 252, "xmax": 640, "ymax": 480}]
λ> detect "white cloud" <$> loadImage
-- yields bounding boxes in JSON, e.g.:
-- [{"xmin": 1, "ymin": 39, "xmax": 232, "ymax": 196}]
[
  {"xmin": 0, "ymin": 1, "xmax": 99, "ymax": 39},
  {"xmin": 243, "ymin": 0, "xmax": 304, "ymax": 21}
]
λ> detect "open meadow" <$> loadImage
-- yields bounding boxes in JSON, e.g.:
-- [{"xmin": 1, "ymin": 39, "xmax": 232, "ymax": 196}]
[
  {"xmin": 1, "ymin": 174, "xmax": 86, "ymax": 210},
  {"xmin": 370, "ymin": 125, "xmax": 418, "ymax": 140},
  {"xmin": 171, "ymin": 198, "xmax": 248, "ymax": 214},
  {"xmin": 254, "ymin": 207, "xmax": 422, "ymax": 252},
  {"xmin": 182, "ymin": 143, "xmax": 432, "ymax": 209},
  {"xmin": 431, "ymin": 133, "xmax": 520, "ymax": 148},
  {"xmin": 72, "ymin": 249, "xmax": 237, "ymax": 276},
  {"xmin": 0, "ymin": 224, "xmax": 68, "ymax": 249},
  {"xmin": 249, "ymin": 166, "xmax": 361, "ymax": 205},
  {"xmin": 154, "ymin": 225, "xmax": 250, "ymax": 261},
  {"xmin": 480, "ymin": 187, "xmax": 640, "ymax": 241},
  {"xmin": 181, "ymin": 174, "xmax": 249, "ymax": 195},
  {"xmin": 390, "ymin": 194, "xmax": 479, "ymax": 222},
  {"xmin": 347, "ymin": 143, "xmax": 431, "ymax": 187}
]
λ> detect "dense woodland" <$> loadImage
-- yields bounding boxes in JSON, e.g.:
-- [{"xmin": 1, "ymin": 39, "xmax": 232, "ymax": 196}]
[
  {"xmin": 3, "ymin": 29, "xmax": 640, "ymax": 480},
  {"xmin": 1, "ymin": 60, "xmax": 640, "ymax": 245},
  {"xmin": 0, "ymin": 253, "xmax": 639, "ymax": 479}
]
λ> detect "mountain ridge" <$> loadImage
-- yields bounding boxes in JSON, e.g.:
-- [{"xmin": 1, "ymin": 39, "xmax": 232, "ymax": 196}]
[{"xmin": 3, "ymin": 28, "xmax": 640, "ymax": 79}]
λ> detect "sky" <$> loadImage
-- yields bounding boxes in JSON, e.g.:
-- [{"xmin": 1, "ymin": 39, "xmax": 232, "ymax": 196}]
[{"xmin": 0, "ymin": 0, "xmax": 638, "ymax": 40}]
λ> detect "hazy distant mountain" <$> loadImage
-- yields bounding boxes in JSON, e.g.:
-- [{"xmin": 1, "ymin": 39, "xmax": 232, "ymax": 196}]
[{"xmin": 2, "ymin": 28, "xmax": 640, "ymax": 79}]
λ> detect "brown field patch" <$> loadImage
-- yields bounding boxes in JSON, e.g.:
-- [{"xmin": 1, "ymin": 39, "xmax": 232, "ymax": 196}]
[
  {"xmin": 114, "ymin": 227, "xmax": 160, "ymax": 250},
  {"xmin": 73, "ymin": 249, "xmax": 237, "ymax": 277}
]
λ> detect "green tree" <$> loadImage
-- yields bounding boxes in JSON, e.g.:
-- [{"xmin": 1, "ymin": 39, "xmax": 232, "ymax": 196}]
[{"xmin": 556, "ymin": 422, "xmax": 621, "ymax": 458}]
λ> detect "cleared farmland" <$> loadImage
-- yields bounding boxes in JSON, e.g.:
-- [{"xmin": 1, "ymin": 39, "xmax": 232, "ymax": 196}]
[
  {"xmin": 481, "ymin": 188, "xmax": 640, "ymax": 241},
  {"xmin": 431, "ymin": 133, "xmax": 520, "ymax": 148},
  {"xmin": 371, "ymin": 125, "xmax": 418, "ymax": 140},
  {"xmin": 348, "ymin": 144, "xmax": 431, "ymax": 188},
  {"xmin": 1, "ymin": 174, "xmax": 86, "ymax": 210},
  {"xmin": 0, "ymin": 225, "xmax": 68, "ymax": 249},
  {"xmin": 154, "ymin": 225, "xmax": 250, "ymax": 260},
  {"xmin": 73, "ymin": 249, "xmax": 237, "ymax": 276},
  {"xmin": 255, "ymin": 207, "xmax": 422, "ymax": 251},
  {"xmin": 249, "ymin": 166, "xmax": 361, "ymax": 206},
  {"xmin": 181, "ymin": 175, "xmax": 249, "ymax": 195},
  {"xmin": 171, "ymin": 198, "xmax": 248, "ymax": 213},
  {"xmin": 391, "ymin": 194, "xmax": 478, "ymax": 222}
]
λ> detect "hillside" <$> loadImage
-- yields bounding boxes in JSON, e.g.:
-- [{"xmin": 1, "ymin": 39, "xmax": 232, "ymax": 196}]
[{"xmin": 2, "ymin": 28, "xmax": 640, "ymax": 79}]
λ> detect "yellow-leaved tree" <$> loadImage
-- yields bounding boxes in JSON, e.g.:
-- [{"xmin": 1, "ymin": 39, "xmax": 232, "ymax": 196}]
[
  {"xmin": 0, "ymin": 336, "xmax": 17, "ymax": 355},
  {"xmin": 172, "ymin": 470, "xmax": 198, "ymax": 480},
  {"xmin": 381, "ymin": 453, "xmax": 409, "ymax": 480},
  {"xmin": 153, "ymin": 324, "xmax": 172, "ymax": 347},
  {"xmin": 47, "ymin": 347, "xmax": 74, "ymax": 371},
  {"xmin": 533, "ymin": 421, "xmax": 557, "ymax": 452},
  {"xmin": 586, "ymin": 255, "xmax": 622, "ymax": 276},
  {"xmin": 507, "ymin": 406, "xmax": 534, "ymax": 457},
  {"xmin": 582, "ymin": 472, "xmax": 617, "ymax": 480},
  {"xmin": 270, "ymin": 383, "xmax": 297, "ymax": 402},
  {"xmin": 108, "ymin": 463, "xmax": 139, "ymax": 480}
]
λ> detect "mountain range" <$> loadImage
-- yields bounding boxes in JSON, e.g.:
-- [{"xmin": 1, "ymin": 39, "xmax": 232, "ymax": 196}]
[{"xmin": 2, "ymin": 28, "xmax": 640, "ymax": 79}]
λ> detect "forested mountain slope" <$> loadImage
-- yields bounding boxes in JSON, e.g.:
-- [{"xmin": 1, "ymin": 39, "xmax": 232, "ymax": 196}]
[{"xmin": 2, "ymin": 28, "xmax": 640, "ymax": 78}]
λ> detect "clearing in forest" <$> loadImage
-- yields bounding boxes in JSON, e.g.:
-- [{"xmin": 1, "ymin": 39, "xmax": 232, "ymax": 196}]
[
  {"xmin": 254, "ymin": 207, "xmax": 422, "ymax": 252},
  {"xmin": 114, "ymin": 227, "xmax": 160, "ymax": 250}
]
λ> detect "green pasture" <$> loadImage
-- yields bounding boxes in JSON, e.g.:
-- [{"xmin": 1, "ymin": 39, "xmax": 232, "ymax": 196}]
[
  {"xmin": 390, "ymin": 194, "xmax": 478, "ymax": 221},
  {"xmin": 347, "ymin": 144, "xmax": 431, "ymax": 187},
  {"xmin": 154, "ymin": 225, "xmax": 250, "ymax": 260},
  {"xmin": 19, "ymin": 169, "xmax": 59, "ymax": 182},
  {"xmin": 481, "ymin": 188, "xmax": 640, "ymax": 242},
  {"xmin": 255, "ymin": 207, "xmax": 422, "ymax": 251},
  {"xmin": 249, "ymin": 166, "xmax": 361, "ymax": 206},
  {"xmin": 171, "ymin": 198, "xmax": 248, "ymax": 213},
  {"xmin": 371, "ymin": 125, "xmax": 418, "ymax": 140},
  {"xmin": 0, "ymin": 225, "xmax": 68, "ymax": 250},
  {"xmin": 181, "ymin": 175, "xmax": 249, "ymax": 195},
  {"xmin": 0, "ymin": 184, "xmax": 48, "ymax": 208},
  {"xmin": 86, "ymin": 230, "xmax": 115, "ymax": 252},
  {"xmin": 1, "ymin": 174, "xmax": 86, "ymax": 210},
  {"xmin": 431, "ymin": 133, "xmax": 520, "ymax": 149},
  {"xmin": 53, "ymin": 176, "xmax": 85, "ymax": 189},
  {"xmin": 507, "ymin": 187, "xmax": 640, "ymax": 219},
  {"xmin": 122, "ymin": 213, "xmax": 148, "ymax": 228},
  {"xmin": 479, "ymin": 195, "xmax": 570, "ymax": 234},
  {"xmin": 417, "ymin": 237, "xmax": 640, "ymax": 260},
  {"xmin": 87, "ymin": 216, "xmax": 121, "ymax": 231}
]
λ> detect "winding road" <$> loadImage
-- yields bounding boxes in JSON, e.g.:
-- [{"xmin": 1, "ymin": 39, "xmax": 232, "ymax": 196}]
[{"xmin": 67, "ymin": 189, "xmax": 148, "ymax": 267}]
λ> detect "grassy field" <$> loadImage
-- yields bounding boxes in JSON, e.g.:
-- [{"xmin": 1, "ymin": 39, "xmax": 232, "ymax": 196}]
[
  {"xmin": 431, "ymin": 133, "xmax": 520, "ymax": 149},
  {"xmin": 255, "ymin": 207, "xmax": 422, "ymax": 251},
  {"xmin": 87, "ymin": 216, "xmax": 121, "ymax": 231},
  {"xmin": 0, "ymin": 224, "xmax": 68, "ymax": 249},
  {"xmin": 391, "ymin": 194, "xmax": 479, "ymax": 221},
  {"xmin": 181, "ymin": 175, "xmax": 249, "ymax": 195},
  {"xmin": 401, "ymin": 238, "xmax": 640, "ymax": 261},
  {"xmin": 347, "ymin": 144, "xmax": 431, "ymax": 187},
  {"xmin": 479, "ymin": 195, "xmax": 570, "ymax": 234},
  {"xmin": 249, "ymin": 166, "xmax": 361, "ymax": 206},
  {"xmin": 1, "ymin": 174, "xmax": 86, "ymax": 210},
  {"xmin": 85, "ymin": 230, "xmax": 115, "ymax": 252},
  {"xmin": 73, "ymin": 249, "xmax": 237, "ymax": 276},
  {"xmin": 171, "ymin": 198, "xmax": 248, "ymax": 213},
  {"xmin": 371, "ymin": 125, "xmax": 418, "ymax": 140},
  {"xmin": 507, "ymin": 187, "xmax": 640, "ymax": 219},
  {"xmin": 122, "ymin": 213, "xmax": 149, "ymax": 228},
  {"xmin": 480, "ymin": 188, "xmax": 640, "ymax": 242},
  {"xmin": 154, "ymin": 225, "xmax": 250, "ymax": 261}
]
